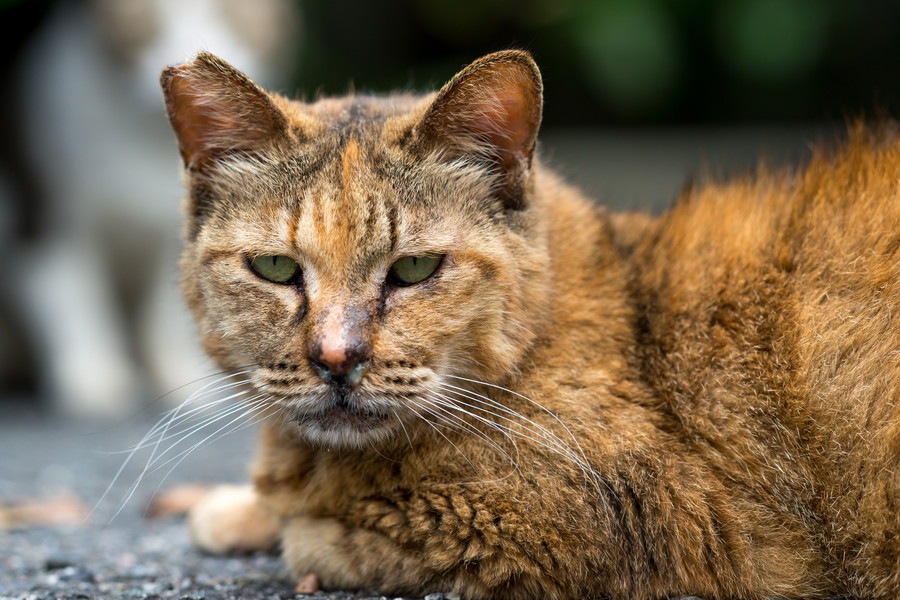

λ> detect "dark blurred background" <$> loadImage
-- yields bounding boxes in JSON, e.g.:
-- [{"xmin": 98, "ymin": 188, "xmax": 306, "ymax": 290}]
[
  {"xmin": 293, "ymin": 0, "xmax": 899, "ymax": 125},
  {"xmin": 4, "ymin": 0, "xmax": 898, "ymax": 148},
  {"xmin": 0, "ymin": 0, "xmax": 898, "ymax": 415}
]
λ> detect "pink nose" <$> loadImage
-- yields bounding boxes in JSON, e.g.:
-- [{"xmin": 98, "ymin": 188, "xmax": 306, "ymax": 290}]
[
  {"xmin": 317, "ymin": 340, "xmax": 349, "ymax": 374},
  {"xmin": 308, "ymin": 306, "xmax": 370, "ymax": 386}
]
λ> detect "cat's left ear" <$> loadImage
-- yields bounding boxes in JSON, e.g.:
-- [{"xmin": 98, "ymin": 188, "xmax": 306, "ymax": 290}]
[
  {"xmin": 413, "ymin": 50, "xmax": 543, "ymax": 209},
  {"xmin": 161, "ymin": 52, "xmax": 289, "ymax": 171}
]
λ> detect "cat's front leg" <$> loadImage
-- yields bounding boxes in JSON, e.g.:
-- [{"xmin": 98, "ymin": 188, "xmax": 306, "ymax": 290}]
[
  {"xmin": 279, "ymin": 514, "xmax": 503, "ymax": 599},
  {"xmin": 280, "ymin": 516, "xmax": 401, "ymax": 592},
  {"xmin": 275, "ymin": 489, "xmax": 577, "ymax": 600}
]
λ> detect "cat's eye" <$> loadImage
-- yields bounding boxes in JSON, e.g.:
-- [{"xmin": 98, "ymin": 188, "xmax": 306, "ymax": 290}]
[
  {"xmin": 388, "ymin": 255, "xmax": 443, "ymax": 286},
  {"xmin": 250, "ymin": 255, "xmax": 301, "ymax": 284}
]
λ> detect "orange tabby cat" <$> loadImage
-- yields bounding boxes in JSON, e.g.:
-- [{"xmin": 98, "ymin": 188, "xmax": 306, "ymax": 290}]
[{"xmin": 161, "ymin": 51, "xmax": 900, "ymax": 599}]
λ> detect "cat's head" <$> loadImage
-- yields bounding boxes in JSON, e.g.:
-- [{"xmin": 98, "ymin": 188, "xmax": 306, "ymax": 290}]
[{"xmin": 161, "ymin": 51, "xmax": 551, "ymax": 447}]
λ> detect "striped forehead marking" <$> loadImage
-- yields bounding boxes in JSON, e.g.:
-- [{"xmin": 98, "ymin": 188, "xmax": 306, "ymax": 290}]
[{"xmin": 341, "ymin": 137, "xmax": 362, "ymax": 193}]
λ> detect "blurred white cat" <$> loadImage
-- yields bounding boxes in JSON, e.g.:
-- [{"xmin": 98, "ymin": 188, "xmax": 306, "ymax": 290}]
[{"xmin": 16, "ymin": 0, "xmax": 301, "ymax": 418}]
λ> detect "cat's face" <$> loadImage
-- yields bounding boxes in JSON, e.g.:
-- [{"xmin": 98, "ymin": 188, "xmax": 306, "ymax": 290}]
[{"xmin": 163, "ymin": 52, "xmax": 549, "ymax": 447}]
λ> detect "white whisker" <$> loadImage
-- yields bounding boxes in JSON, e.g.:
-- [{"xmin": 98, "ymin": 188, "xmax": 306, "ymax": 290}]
[
  {"xmin": 412, "ymin": 394, "xmax": 521, "ymax": 485},
  {"xmin": 402, "ymin": 396, "xmax": 480, "ymax": 473},
  {"xmin": 440, "ymin": 375, "xmax": 613, "ymax": 503},
  {"xmin": 96, "ymin": 369, "xmax": 255, "ymax": 522},
  {"xmin": 421, "ymin": 392, "xmax": 522, "ymax": 469},
  {"xmin": 137, "ymin": 370, "xmax": 255, "ymax": 442},
  {"xmin": 145, "ymin": 394, "xmax": 267, "ymax": 472},
  {"xmin": 103, "ymin": 388, "xmax": 251, "ymax": 456},
  {"xmin": 435, "ymin": 384, "xmax": 581, "ymax": 461},
  {"xmin": 391, "ymin": 407, "xmax": 415, "ymax": 451},
  {"xmin": 142, "ymin": 398, "xmax": 277, "ymax": 515}
]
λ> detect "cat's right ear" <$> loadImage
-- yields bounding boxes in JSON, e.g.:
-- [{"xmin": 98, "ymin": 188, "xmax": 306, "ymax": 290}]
[{"xmin": 161, "ymin": 52, "xmax": 288, "ymax": 171}]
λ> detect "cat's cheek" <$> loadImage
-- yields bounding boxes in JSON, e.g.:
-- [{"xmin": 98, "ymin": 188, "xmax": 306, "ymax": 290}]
[
  {"xmin": 258, "ymin": 282, "xmax": 307, "ymax": 322},
  {"xmin": 194, "ymin": 276, "xmax": 301, "ymax": 366}
]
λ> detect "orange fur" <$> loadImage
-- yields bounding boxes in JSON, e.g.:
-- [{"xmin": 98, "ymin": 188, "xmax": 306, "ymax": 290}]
[{"xmin": 162, "ymin": 52, "xmax": 900, "ymax": 599}]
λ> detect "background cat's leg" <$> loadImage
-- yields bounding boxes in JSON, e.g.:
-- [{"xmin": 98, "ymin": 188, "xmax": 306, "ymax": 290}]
[
  {"xmin": 189, "ymin": 484, "xmax": 280, "ymax": 555},
  {"xmin": 139, "ymin": 240, "xmax": 211, "ymax": 405},
  {"xmin": 18, "ymin": 237, "xmax": 141, "ymax": 418}
]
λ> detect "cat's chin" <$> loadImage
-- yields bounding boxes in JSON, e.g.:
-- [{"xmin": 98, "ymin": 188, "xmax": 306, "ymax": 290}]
[{"xmin": 292, "ymin": 405, "xmax": 396, "ymax": 449}]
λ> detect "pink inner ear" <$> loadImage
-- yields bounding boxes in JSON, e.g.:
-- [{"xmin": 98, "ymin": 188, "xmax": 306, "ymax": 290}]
[
  {"xmin": 167, "ymin": 75, "xmax": 223, "ymax": 165},
  {"xmin": 483, "ymin": 82, "xmax": 536, "ymax": 156},
  {"xmin": 438, "ymin": 62, "xmax": 541, "ymax": 165}
]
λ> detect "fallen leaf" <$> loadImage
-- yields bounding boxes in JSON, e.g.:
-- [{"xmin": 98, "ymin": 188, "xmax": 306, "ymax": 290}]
[{"xmin": 0, "ymin": 491, "xmax": 89, "ymax": 529}]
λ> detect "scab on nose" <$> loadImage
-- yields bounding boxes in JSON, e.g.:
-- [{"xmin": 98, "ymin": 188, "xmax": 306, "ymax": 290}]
[{"xmin": 307, "ymin": 304, "xmax": 370, "ymax": 387}]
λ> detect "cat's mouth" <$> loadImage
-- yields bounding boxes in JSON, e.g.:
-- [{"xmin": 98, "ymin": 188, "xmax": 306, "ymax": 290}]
[
  {"xmin": 294, "ymin": 402, "xmax": 387, "ymax": 431},
  {"xmin": 285, "ymin": 390, "xmax": 394, "ymax": 446}
]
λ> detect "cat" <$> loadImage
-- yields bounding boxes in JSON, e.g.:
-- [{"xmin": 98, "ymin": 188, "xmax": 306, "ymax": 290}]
[{"xmin": 160, "ymin": 50, "xmax": 900, "ymax": 599}]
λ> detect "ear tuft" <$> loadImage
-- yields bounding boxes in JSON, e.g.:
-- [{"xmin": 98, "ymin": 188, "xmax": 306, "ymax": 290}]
[
  {"xmin": 161, "ymin": 52, "xmax": 288, "ymax": 170},
  {"xmin": 414, "ymin": 50, "xmax": 543, "ymax": 208}
]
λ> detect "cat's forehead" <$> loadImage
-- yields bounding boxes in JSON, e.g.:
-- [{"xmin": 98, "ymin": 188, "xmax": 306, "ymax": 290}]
[
  {"xmin": 296, "ymin": 137, "xmax": 396, "ymax": 272},
  {"xmin": 297, "ymin": 93, "xmax": 431, "ymax": 136},
  {"xmin": 267, "ymin": 93, "xmax": 429, "ymax": 186},
  {"xmin": 216, "ymin": 136, "xmax": 446, "ymax": 288},
  {"xmin": 296, "ymin": 141, "xmax": 460, "ymax": 271}
]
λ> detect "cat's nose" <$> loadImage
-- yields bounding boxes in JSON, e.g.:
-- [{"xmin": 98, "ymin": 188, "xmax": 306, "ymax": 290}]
[
  {"xmin": 310, "ymin": 353, "xmax": 369, "ymax": 387},
  {"xmin": 308, "ymin": 305, "xmax": 370, "ymax": 387}
]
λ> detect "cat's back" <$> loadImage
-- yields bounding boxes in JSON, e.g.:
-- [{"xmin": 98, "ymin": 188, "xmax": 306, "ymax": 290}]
[
  {"xmin": 625, "ymin": 126, "xmax": 900, "ymax": 590},
  {"xmin": 627, "ymin": 124, "xmax": 900, "ymax": 518},
  {"xmin": 636, "ymin": 125, "xmax": 900, "ymax": 301},
  {"xmin": 632, "ymin": 124, "xmax": 900, "ymax": 384}
]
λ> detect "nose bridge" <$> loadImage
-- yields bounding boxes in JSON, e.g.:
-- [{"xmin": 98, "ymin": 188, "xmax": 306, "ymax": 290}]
[{"xmin": 308, "ymin": 291, "xmax": 371, "ymax": 378}]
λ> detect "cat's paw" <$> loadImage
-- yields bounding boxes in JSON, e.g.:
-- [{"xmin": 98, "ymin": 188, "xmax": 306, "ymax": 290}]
[{"xmin": 188, "ymin": 484, "xmax": 280, "ymax": 554}]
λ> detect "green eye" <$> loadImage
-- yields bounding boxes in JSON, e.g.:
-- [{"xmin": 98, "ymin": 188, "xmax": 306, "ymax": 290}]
[
  {"xmin": 250, "ymin": 255, "xmax": 301, "ymax": 284},
  {"xmin": 389, "ymin": 255, "xmax": 442, "ymax": 286}
]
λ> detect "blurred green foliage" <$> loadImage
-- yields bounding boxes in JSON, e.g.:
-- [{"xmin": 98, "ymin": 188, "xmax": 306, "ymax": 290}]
[
  {"xmin": 714, "ymin": 0, "xmax": 828, "ymax": 82},
  {"xmin": 293, "ymin": 0, "xmax": 899, "ymax": 125},
  {"xmin": 572, "ymin": 0, "xmax": 682, "ymax": 116}
]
